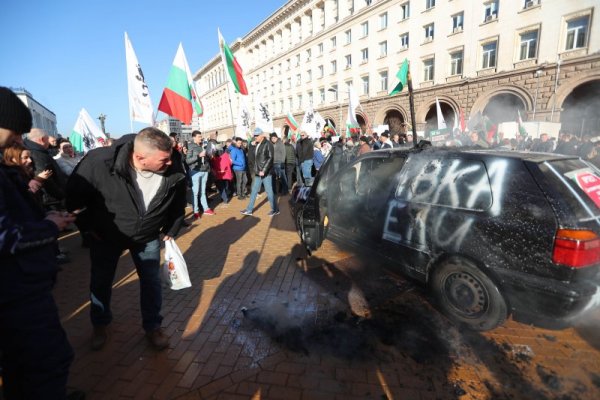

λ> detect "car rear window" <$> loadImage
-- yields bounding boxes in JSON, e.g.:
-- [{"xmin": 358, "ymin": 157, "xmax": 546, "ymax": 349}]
[{"xmin": 539, "ymin": 159, "xmax": 600, "ymax": 221}]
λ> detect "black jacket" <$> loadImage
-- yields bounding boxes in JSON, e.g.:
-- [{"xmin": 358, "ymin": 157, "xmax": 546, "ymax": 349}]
[
  {"xmin": 253, "ymin": 139, "xmax": 274, "ymax": 175},
  {"xmin": 66, "ymin": 135, "xmax": 187, "ymax": 246},
  {"xmin": 24, "ymin": 138, "xmax": 67, "ymax": 206},
  {"xmin": 296, "ymin": 137, "xmax": 314, "ymax": 163},
  {"xmin": 0, "ymin": 164, "xmax": 59, "ymax": 303}
]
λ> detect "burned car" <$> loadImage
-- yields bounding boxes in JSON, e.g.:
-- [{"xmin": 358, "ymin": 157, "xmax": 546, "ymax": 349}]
[{"xmin": 291, "ymin": 145, "xmax": 600, "ymax": 330}]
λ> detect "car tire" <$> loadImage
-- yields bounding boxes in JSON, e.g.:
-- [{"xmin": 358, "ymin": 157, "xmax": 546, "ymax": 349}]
[{"xmin": 430, "ymin": 257, "xmax": 507, "ymax": 331}]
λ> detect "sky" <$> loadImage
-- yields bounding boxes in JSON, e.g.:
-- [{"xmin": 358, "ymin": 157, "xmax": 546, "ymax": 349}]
[{"xmin": 0, "ymin": 0, "xmax": 285, "ymax": 137}]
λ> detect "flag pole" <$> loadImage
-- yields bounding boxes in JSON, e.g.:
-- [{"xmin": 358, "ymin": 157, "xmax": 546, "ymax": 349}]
[
  {"xmin": 407, "ymin": 69, "xmax": 418, "ymax": 147},
  {"xmin": 225, "ymin": 81, "xmax": 236, "ymax": 138}
]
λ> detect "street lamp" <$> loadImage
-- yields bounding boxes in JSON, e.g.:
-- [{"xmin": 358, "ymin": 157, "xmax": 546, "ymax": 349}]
[
  {"xmin": 98, "ymin": 113, "xmax": 107, "ymax": 134},
  {"xmin": 532, "ymin": 69, "xmax": 543, "ymax": 120},
  {"xmin": 327, "ymin": 87, "xmax": 343, "ymax": 135}
]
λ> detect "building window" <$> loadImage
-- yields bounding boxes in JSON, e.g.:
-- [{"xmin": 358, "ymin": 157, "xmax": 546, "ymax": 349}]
[
  {"xmin": 361, "ymin": 48, "xmax": 369, "ymax": 63},
  {"xmin": 424, "ymin": 24, "xmax": 434, "ymax": 41},
  {"xmin": 288, "ymin": 97, "xmax": 293, "ymax": 110},
  {"xmin": 361, "ymin": 21, "xmax": 369, "ymax": 38},
  {"xmin": 306, "ymin": 49, "xmax": 312, "ymax": 61},
  {"xmin": 345, "ymin": 54, "xmax": 352, "ymax": 69},
  {"xmin": 524, "ymin": 0, "xmax": 540, "ymax": 9},
  {"xmin": 331, "ymin": 84, "xmax": 338, "ymax": 101},
  {"xmin": 331, "ymin": 60, "xmax": 337, "ymax": 74},
  {"xmin": 345, "ymin": 80, "xmax": 353, "ymax": 97},
  {"xmin": 296, "ymin": 73, "xmax": 301, "ymax": 86},
  {"xmin": 423, "ymin": 58, "xmax": 434, "ymax": 81},
  {"xmin": 379, "ymin": 41, "xmax": 387, "ymax": 57},
  {"xmin": 308, "ymin": 91, "xmax": 313, "ymax": 105},
  {"xmin": 519, "ymin": 30, "xmax": 538, "ymax": 60},
  {"xmin": 320, "ymin": 88, "xmax": 325, "ymax": 103},
  {"xmin": 482, "ymin": 41, "xmax": 497, "ymax": 69},
  {"xmin": 401, "ymin": 2, "xmax": 410, "ymax": 20},
  {"xmin": 271, "ymin": 84, "xmax": 274, "ymax": 95},
  {"xmin": 278, "ymin": 81, "xmax": 282, "ymax": 92},
  {"xmin": 296, "ymin": 54, "xmax": 301, "ymax": 66},
  {"xmin": 450, "ymin": 50, "xmax": 463, "ymax": 75},
  {"xmin": 280, "ymin": 100, "xmax": 284, "ymax": 114},
  {"xmin": 331, "ymin": 36, "xmax": 337, "ymax": 49},
  {"xmin": 484, "ymin": 1, "xmax": 498, "ymax": 22},
  {"xmin": 400, "ymin": 33, "xmax": 409, "ymax": 49},
  {"xmin": 286, "ymin": 59, "xmax": 290, "ymax": 70},
  {"xmin": 345, "ymin": 29, "xmax": 352, "ymax": 44},
  {"xmin": 297, "ymin": 94, "xmax": 303, "ymax": 109},
  {"xmin": 361, "ymin": 76, "xmax": 369, "ymax": 95},
  {"xmin": 287, "ymin": 77, "xmax": 292, "ymax": 89},
  {"xmin": 318, "ymin": 65, "xmax": 324, "ymax": 78},
  {"xmin": 380, "ymin": 12, "xmax": 388, "ymax": 29},
  {"xmin": 307, "ymin": 69, "xmax": 312, "ymax": 82},
  {"xmin": 566, "ymin": 16, "xmax": 589, "ymax": 50},
  {"xmin": 379, "ymin": 71, "xmax": 388, "ymax": 92},
  {"xmin": 452, "ymin": 12, "xmax": 464, "ymax": 32},
  {"xmin": 365, "ymin": 0, "xmax": 372, "ymax": 5},
  {"xmin": 318, "ymin": 42, "xmax": 324, "ymax": 55},
  {"xmin": 426, "ymin": 0, "xmax": 435, "ymax": 10}
]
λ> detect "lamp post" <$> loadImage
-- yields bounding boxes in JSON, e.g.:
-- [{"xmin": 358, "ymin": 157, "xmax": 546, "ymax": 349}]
[
  {"xmin": 98, "ymin": 113, "xmax": 107, "ymax": 134},
  {"xmin": 328, "ymin": 87, "xmax": 343, "ymax": 135},
  {"xmin": 532, "ymin": 69, "xmax": 543, "ymax": 120}
]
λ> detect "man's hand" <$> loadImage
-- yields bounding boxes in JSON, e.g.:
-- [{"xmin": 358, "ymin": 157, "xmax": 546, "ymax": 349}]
[
  {"xmin": 199, "ymin": 151, "xmax": 206, "ymax": 157},
  {"xmin": 163, "ymin": 235, "xmax": 172, "ymax": 241},
  {"xmin": 45, "ymin": 211, "xmax": 76, "ymax": 231},
  {"xmin": 259, "ymin": 171, "xmax": 264, "ymax": 177}
]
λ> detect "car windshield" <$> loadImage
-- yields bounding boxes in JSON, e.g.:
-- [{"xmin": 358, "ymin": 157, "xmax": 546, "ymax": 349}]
[{"xmin": 539, "ymin": 159, "xmax": 600, "ymax": 222}]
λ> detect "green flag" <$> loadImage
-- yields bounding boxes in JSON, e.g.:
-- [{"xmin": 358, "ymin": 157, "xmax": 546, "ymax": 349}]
[{"xmin": 389, "ymin": 59, "xmax": 409, "ymax": 96}]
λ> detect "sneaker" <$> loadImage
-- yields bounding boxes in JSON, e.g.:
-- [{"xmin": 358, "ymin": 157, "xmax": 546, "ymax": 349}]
[
  {"xmin": 193, "ymin": 212, "xmax": 200, "ymax": 220},
  {"xmin": 204, "ymin": 209, "xmax": 215, "ymax": 216},
  {"xmin": 145, "ymin": 328, "xmax": 169, "ymax": 350},
  {"xmin": 91, "ymin": 325, "xmax": 108, "ymax": 351},
  {"xmin": 267, "ymin": 210, "xmax": 280, "ymax": 217},
  {"xmin": 237, "ymin": 196, "xmax": 245, "ymax": 200},
  {"xmin": 241, "ymin": 209, "xmax": 253, "ymax": 216},
  {"xmin": 56, "ymin": 252, "xmax": 71, "ymax": 264}
]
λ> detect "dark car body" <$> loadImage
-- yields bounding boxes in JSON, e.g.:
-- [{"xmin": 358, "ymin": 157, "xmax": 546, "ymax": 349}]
[{"xmin": 291, "ymin": 145, "xmax": 600, "ymax": 330}]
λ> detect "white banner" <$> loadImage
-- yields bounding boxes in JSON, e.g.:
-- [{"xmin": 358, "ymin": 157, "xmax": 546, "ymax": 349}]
[
  {"xmin": 254, "ymin": 100, "xmax": 273, "ymax": 133},
  {"xmin": 125, "ymin": 32, "xmax": 154, "ymax": 125},
  {"xmin": 235, "ymin": 98, "xmax": 251, "ymax": 138},
  {"xmin": 436, "ymin": 97, "xmax": 447, "ymax": 130},
  {"xmin": 346, "ymin": 85, "xmax": 360, "ymax": 128},
  {"xmin": 72, "ymin": 108, "xmax": 106, "ymax": 153}
]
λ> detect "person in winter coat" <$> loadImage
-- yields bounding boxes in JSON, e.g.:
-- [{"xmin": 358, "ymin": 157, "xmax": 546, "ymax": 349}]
[
  {"xmin": 313, "ymin": 140, "xmax": 325, "ymax": 172},
  {"xmin": 210, "ymin": 146, "xmax": 233, "ymax": 204},
  {"xmin": 2, "ymin": 143, "xmax": 53, "ymax": 198},
  {"xmin": 0, "ymin": 86, "xmax": 80, "ymax": 400},
  {"xmin": 66, "ymin": 128, "xmax": 187, "ymax": 352},
  {"xmin": 229, "ymin": 137, "xmax": 248, "ymax": 199},
  {"xmin": 185, "ymin": 130, "xmax": 214, "ymax": 218},
  {"xmin": 296, "ymin": 131, "xmax": 314, "ymax": 186},
  {"xmin": 283, "ymin": 136, "xmax": 297, "ymax": 191}
]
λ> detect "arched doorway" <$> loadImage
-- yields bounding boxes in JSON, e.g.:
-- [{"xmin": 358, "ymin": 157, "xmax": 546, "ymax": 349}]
[
  {"xmin": 356, "ymin": 114, "xmax": 367, "ymax": 135},
  {"xmin": 424, "ymin": 101, "xmax": 455, "ymax": 136},
  {"xmin": 482, "ymin": 93, "xmax": 526, "ymax": 125},
  {"xmin": 282, "ymin": 125, "xmax": 290, "ymax": 138},
  {"xmin": 384, "ymin": 110, "xmax": 405, "ymax": 134},
  {"xmin": 560, "ymin": 80, "xmax": 600, "ymax": 137}
]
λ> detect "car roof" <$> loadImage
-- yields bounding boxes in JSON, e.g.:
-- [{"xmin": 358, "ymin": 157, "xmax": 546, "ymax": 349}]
[{"xmin": 369, "ymin": 145, "xmax": 579, "ymax": 164}]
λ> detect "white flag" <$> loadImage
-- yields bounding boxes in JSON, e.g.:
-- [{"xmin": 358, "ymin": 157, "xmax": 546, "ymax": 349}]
[
  {"xmin": 254, "ymin": 100, "xmax": 273, "ymax": 133},
  {"xmin": 436, "ymin": 97, "xmax": 447, "ymax": 130},
  {"xmin": 69, "ymin": 108, "xmax": 106, "ymax": 154},
  {"xmin": 346, "ymin": 85, "xmax": 360, "ymax": 129},
  {"xmin": 235, "ymin": 99, "xmax": 251, "ymax": 138},
  {"xmin": 125, "ymin": 32, "xmax": 154, "ymax": 125},
  {"xmin": 300, "ymin": 105, "xmax": 326, "ymax": 138}
]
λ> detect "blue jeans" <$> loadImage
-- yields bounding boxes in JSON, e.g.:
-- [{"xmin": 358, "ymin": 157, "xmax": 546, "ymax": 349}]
[
  {"xmin": 273, "ymin": 163, "xmax": 288, "ymax": 193},
  {"xmin": 190, "ymin": 170, "xmax": 209, "ymax": 212},
  {"xmin": 301, "ymin": 159, "xmax": 314, "ymax": 186},
  {"xmin": 245, "ymin": 174, "xmax": 278, "ymax": 212},
  {"xmin": 216, "ymin": 180, "xmax": 230, "ymax": 203},
  {"xmin": 89, "ymin": 238, "xmax": 163, "ymax": 332}
]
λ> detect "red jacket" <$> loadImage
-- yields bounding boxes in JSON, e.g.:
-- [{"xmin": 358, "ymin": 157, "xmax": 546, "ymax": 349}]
[{"xmin": 210, "ymin": 153, "xmax": 233, "ymax": 180}]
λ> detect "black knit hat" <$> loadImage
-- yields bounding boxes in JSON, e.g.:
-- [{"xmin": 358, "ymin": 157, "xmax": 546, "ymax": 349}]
[{"xmin": 0, "ymin": 87, "xmax": 32, "ymax": 134}]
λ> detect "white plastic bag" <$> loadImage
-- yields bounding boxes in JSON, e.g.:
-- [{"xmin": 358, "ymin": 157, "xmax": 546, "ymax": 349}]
[{"xmin": 162, "ymin": 239, "xmax": 192, "ymax": 290}]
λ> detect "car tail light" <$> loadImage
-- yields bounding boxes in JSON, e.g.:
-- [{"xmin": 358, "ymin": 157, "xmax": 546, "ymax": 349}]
[{"xmin": 552, "ymin": 229, "xmax": 600, "ymax": 268}]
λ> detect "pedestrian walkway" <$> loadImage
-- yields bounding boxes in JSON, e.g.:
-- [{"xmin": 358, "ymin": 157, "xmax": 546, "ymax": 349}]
[{"xmin": 4, "ymin": 194, "xmax": 599, "ymax": 399}]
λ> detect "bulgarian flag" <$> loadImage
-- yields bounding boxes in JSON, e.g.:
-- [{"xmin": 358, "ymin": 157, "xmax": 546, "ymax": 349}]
[
  {"xmin": 389, "ymin": 58, "xmax": 409, "ymax": 96},
  {"xmin": 158, "ymin": 43, "xmax": 201, "ymax": 125},
  {"xmin": 69, "ymin": 108, "xmax": 106, "ymax": 154},
  {"xmin": 517, "ymin": 109, "xmax": 528, "ymax": 137},
  {"xmin": 483, "ymin": 115, "xmax": 498, "ymax": 143},
  {"xmin": 285, "ymin": 112, "xmax": 299, "ymax": 132},
  {"xmin": 218, "ymin": 29, "xmax": 248, "ymax": 95}
]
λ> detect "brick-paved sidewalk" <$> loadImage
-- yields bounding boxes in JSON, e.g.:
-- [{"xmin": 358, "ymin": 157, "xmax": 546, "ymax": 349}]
[{"xmin": 7, "ymin": 194, "xmax": 600, "ymax": 399}]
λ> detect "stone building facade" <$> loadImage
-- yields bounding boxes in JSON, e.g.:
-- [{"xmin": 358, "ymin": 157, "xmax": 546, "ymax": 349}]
[{"xmin": 195, "ymin": 0, "xmax": 599, "ymax": 139}]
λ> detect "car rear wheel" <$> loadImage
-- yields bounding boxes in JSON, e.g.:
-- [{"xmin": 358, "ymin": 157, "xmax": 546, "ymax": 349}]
[{"xmin": 431, "ymin": 257, "xmax": 507, "ymax": 331}]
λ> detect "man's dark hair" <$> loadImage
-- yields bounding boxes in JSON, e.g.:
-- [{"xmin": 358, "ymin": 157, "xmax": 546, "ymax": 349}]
[
  {"xmin": 169, "ymin": 132, "xmax": 179, "ymax": 138},
  {"xmin": 135, "ymin": 127, "xmax": 172, "ymax": 152},
  {"xmin": 192, "ymin": 130, "xmax": 202, "ymax": 138}
]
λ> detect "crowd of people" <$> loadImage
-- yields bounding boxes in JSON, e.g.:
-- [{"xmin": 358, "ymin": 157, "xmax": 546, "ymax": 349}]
[{"xmin": 2, "ymin": 81, "xmax": 600, "ymax": 399}]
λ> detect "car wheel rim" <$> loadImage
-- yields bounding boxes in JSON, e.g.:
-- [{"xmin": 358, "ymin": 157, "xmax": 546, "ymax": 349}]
[{"xmin": 443, "ymin": 271, "xmax": 489, "ymax": 318}]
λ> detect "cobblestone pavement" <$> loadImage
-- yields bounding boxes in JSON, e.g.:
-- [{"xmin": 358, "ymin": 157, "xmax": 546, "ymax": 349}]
[{"xmin": 22, "ymin": 194, "xmax": 600, "ymax": 399}]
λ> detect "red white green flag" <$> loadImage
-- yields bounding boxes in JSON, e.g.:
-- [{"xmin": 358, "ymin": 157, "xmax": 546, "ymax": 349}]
[
  {"xmin": 218, "ymin": 29, "xmax": 248, "ymax": 95},
  {"xmin": 517, "ymin": 109, "xmax": 528, "ymax": 137},
  {"xmin": 285, "ymin": 112, "xmax": 299, "ymax": 132},
  {"xmin": 158, "ymin": 43, "xmax": 202, "ymax": 125}
]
